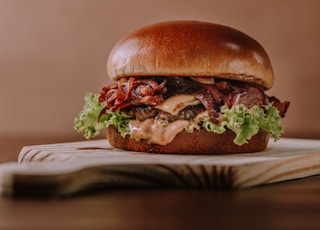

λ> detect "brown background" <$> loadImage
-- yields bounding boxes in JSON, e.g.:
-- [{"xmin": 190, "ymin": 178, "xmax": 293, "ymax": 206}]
[{"xmin": 0, "ymin": 0, "xmax": 319, "ymax": 140}]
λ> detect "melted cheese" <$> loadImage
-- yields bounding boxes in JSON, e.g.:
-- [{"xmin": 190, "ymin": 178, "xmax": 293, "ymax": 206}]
[
  {"xmin": 190, "ymin": 77, "xmax": 215, "ymax": 84},
  {"xmin": 154, "ymin": 94, "xmax": 200, "ymax": 116},
  {"xmin": 129, "ymin": 118, "xmax": 188, "ymax": 145}
]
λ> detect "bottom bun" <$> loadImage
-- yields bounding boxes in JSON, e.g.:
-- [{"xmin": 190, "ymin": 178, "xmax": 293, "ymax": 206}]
[{"xmin": 106, "ymin": 125, "xmax": 269, "ymax": 154}]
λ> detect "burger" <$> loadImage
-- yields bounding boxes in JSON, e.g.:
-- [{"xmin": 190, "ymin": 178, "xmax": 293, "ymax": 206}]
[{"xmin": 74, "ymin": 20, "xmax": 289, "ymax": 154}]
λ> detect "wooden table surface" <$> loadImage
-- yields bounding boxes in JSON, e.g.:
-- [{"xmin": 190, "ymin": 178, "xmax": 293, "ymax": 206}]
[{"xmin": 1, "ymin": 136, "xmax": 320, "ymax": 230}]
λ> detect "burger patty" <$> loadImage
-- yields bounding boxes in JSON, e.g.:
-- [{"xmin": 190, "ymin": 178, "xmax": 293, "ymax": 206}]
[
  {"xmin": 100, "ymin": 76, "xmax": 290, "ymax": 123},
  {"xmin": 133, "ymin": 105, "xmax": 205, "ymax": 122}
]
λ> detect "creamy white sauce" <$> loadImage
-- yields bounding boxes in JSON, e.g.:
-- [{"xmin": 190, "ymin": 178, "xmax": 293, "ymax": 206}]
[
  {"xmin": 129, "ymin": 119, "xmax": 187, "ymax": 145},
  {"xmin": 128, "ymin": 111, "xmax": 209, "ymax": 145}
]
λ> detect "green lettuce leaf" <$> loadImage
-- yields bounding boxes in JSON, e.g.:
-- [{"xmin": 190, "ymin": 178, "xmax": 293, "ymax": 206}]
[
  {"xmin": 104, "ymin": 110, "xmax": 134, "ymax": 138},
  {"xmin": 74, "ymin": 92, "xmax": 133, "ymax": 139},
  {"xmin": 74, "ymin": 92, "xmax": 106, "ymax": 139},
  {"xmin": 74, "ymin": 92, "xmax": 284, "ymax": 145},
  {"xmin": 201, "ymin": 104, "xmax": 284, "ymax": 145}
]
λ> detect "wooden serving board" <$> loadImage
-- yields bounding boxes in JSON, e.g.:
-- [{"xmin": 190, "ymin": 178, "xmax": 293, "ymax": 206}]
[{"xmin": 1, "ymin": 138, "xmax": 320, "ymax": 196}]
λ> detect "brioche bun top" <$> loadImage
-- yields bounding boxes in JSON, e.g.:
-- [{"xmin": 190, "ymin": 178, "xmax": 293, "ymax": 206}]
[{"xmin": 107, "ymin": 20, "xmax": 274, "ymax": 89}]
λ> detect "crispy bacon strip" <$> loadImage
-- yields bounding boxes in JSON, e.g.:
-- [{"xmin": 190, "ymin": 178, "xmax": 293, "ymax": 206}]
[
  {"xmin": 192, "ymin": 87, "xmax": 220, "ymax": 123},
  {"xmin": 269, "ymin": 96, "xmax": 290, "ymax": 117},
  {"xmin": 99, "ymin": 76, "xmax": 290, "ymax": 121},
  {"xmin": 99, "ymin": 77, "xmax": 167, "ymax": 111}
]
